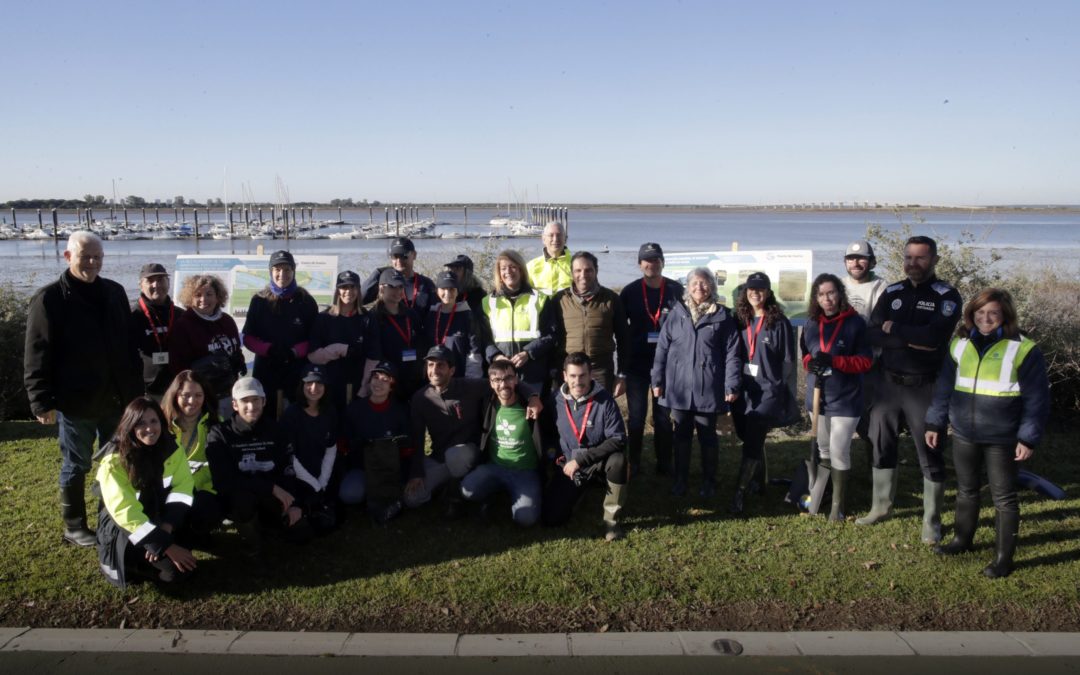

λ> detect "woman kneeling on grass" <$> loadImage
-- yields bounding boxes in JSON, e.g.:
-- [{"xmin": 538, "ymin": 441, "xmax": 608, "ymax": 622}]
[
  {"xmin": 95, "ymin": 397, "xmax": 201, "ymax": 589},
  {"xmin": 161, "ymin": 370, "xmax": 223, "ymax": 538},
  {"xmin": 279, "ymin": 364, "xmax": 339, "ymax": 534},
  {"xmin": 925, "ymin": 288, "xmax": 1050, "ymax": 578}
]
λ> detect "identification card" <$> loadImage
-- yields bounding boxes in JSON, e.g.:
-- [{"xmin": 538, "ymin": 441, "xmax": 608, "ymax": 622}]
[
  {"xmin": 743, "ymin": 363, "xmax": 759, "ymax": 377},
  {"xmin": 647, "ymin": 331, "xmax": 660, "ymax": 344},
  {"xmin": 401, "ymin": 349, "xmax": 417, "ymax": 362},
  {"xmin": 152, "ymin": 352, "xmax": 169, "ymax": 366}
]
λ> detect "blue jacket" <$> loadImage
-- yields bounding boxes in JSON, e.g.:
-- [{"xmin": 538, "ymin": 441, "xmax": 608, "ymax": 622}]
[
  {"xmin": 651, "ymin": 302, "xmax": 741, "ymax": 414},
  {"xmin": 734, "ymin": 313, "xmax": 797, "ymax": 422},
  {"xmin": 552, "ymin": 381, "xmax": 626, "ymax": 468},
  {"xmin": 925, "ymin": 332, "xmax": 1050, "ymax": 448},
  {"xmin": 800, "ymin": 308, "xmax": 872, "ymax": 418},
  {"xmin": 619, "ymin": 276, "xmax": 684, "ymax": 378}
]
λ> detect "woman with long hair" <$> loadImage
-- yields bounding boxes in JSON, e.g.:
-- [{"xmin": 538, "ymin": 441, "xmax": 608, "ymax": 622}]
[
  {"xmin": 651, "ymin": 267, "xmax": 742, "ymax": 498},
  {"xmin": 730, "ymin": 272, "xmax": 798, "ymax": 513},
  {"xmin": 925, "ymin": 288, "xmax": 1050, "ymax": 578},
  {"xmin": 800, "ymin": 273, "xmax": 872, "ymax": 520},
  {"xmin": 161, "ymin": 370, "xmax": 222, "ymax": 536},
  {"xmin": 308, "ymin": 270, "xmax": 381, "ymax": 411},
  {"xmin": 279, "ymin": 365, "xmax": 339, "ymax": 533},
  {"xmin": 94, "ymin": 397, "xmax": 199, "ymax": 588},
  {"xmin": 169, "ymin": 274, "xmax": 245, "ymax": 417},
  {"xmin": 481, "ymin": 249, "xmax": 555, "ymax": 396}
]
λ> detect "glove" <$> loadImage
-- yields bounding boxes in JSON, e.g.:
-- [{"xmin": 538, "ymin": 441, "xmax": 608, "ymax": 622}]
[
  {"xmin": 269, "ymin": 343, "xmax": 293, "ymax": 363},
  {"xmin": 810, "ymin": 352, "xmax": 832, "ymax": 374}
]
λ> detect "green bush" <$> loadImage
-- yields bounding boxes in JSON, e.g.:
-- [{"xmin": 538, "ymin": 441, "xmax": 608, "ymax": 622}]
[{"xmin": 0, "ymin": 284, "xmax": 30, "ymax": 420}]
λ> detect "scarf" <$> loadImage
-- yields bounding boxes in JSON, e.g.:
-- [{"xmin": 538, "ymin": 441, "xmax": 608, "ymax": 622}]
[{"xmin": 269, "ymin": 279, "xmax": 298, "ymax": 298}]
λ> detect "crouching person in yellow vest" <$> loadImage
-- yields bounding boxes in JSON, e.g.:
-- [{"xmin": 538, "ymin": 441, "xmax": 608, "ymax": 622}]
[
  {"xmin": 925, "ymin": 288, "xmax": 1050, "ymax": 579},
  {"xmin": 96, "ymin": 397, "xmax": 204, "ymax": 589}
]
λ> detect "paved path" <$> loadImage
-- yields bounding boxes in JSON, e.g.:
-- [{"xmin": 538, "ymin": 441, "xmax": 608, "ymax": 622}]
[{"xmin": 1, "ymin": 628, "xmax": 1078, "ymax": 674}]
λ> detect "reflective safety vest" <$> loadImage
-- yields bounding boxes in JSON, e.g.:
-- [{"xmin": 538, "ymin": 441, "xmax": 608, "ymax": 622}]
[
  {"xmin": 170, "ymin": 413, "xmax": 215, "ymax": 494},
  {"xmin": 950, "ymin": 334, "xmax": 1036, "ymax": 398},
  {"xmin": 527, "ymin": 249, "xmax": 573, "ymax": 296},
  {"xmin": 484, "ymin": 291, "xmax": 548, "ymax": 347},
  {"xmin": 97, "ymin": 446, "xmax": 196, "ymax": 544}
]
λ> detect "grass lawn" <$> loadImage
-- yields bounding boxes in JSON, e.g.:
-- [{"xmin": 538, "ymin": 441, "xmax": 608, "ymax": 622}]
[{"xmin": 1, "ymin": 419, "xmax": 1078, "ymax": 632}]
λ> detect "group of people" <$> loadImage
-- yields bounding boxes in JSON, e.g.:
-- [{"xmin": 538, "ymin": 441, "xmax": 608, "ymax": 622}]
[{"xmin": 22, "ymin": 222, "xmax": 1049, "ymax": 589}]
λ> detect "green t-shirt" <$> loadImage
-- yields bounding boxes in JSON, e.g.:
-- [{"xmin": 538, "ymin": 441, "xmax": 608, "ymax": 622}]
[{"xmin": 487, "ymin": 403, "xmax": 537, "ymax": 471}]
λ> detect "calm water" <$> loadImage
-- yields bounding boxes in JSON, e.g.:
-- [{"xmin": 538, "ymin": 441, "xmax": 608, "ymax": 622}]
[{"xmin": 2, "ymin": 207, "xmax": 1077, "ymax": 300}]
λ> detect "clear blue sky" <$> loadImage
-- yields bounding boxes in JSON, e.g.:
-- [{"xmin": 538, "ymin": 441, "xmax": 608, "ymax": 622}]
[{"xmin": 4, "ymin": 1, "xmax": 1078, "ymax": 205}]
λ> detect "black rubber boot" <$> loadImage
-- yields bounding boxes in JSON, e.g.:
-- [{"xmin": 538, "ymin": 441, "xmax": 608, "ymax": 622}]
[
  {"xmin": 627, "ymin": 428, "xmax": 644, "ymax": 479},
  {"xmin": 61, "ymin": 475, "xmax": 96, "ymax": 547},
  {"xmin": 934, "ymin": 495, "xmax": 979, "ymax": 555},
  {"xmin": 729, "ymin": 458, "xmax": 760, "ymax": 514},
  {"xmin": 234, "ymin": 518, "xmax": 262, "ymax": 558},
  {"xmin": 699, "ymin": 445, "xmax": 719, "ymax": 498},
  {"xmin": 983, "ymin": 510, "xmax": 1019, "ymax": 579},
  {"xmin": 671, "ymin": 439, "xmax": 691, "ymax": 497}
]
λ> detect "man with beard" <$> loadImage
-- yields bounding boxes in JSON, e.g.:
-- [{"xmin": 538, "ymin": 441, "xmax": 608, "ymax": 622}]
[{"xmin": 857, "ymin": 236, "xmax": 962, "ymax": 546}]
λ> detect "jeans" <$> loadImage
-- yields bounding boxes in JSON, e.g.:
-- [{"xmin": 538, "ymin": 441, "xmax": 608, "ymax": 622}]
[
  {"xmin": 625, "ymin": 373, "xmax": 671, "ymax": 433},
  {"xmin": 403, "ymin": 443, "xmax": 480, "ymax": 508},
  {"xmin": 57, "ymin": 411, "xmax": 119, "ymax": 488},
  {"xmin": 460, "ymin": 463, "xmax": 542, "ymax": 526}
]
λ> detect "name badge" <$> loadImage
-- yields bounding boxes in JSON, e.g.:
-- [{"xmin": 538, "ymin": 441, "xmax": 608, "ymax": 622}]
[
  {"xmin": 743, "ymin": 363, "xmax": 759, "ymax": 378},
  {"xmin": 401, "ymin": 349, "xmax": 417, "ymax": 362},
  {"xmin": 152, "ymin": 352, "xmax": 169, "ymax": 366},
  {"xmin": 647, "ymin": 331, "xmax": 660, "ymax": 344}
]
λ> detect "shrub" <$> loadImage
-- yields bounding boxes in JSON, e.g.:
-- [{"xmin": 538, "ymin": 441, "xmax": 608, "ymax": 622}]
[{"xmin": 0, "ymin": 284, "xmax": 30, "ymax": 420}]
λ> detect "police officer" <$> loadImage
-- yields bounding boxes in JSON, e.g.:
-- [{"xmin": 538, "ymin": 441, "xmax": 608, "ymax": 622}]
[
  {"xmin": 857, "ymin": 236, "xmax": 962, "ymax": 545},
  {"xmin": 361, "ymin": 237, "xmax": 437, "ymax": 320},
  {"xmin": 618, "ymin": 242, "xmax": 683, "ymax": 477}
]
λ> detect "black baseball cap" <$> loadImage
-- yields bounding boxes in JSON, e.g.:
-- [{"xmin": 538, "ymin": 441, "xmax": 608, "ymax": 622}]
[
  {"xmin": 435, "ymin": 270, "xmax": 458, "ymax": 289},
  {"xmin": 389, "ymin": 237, "xmax": 415, "ymax": 256},
  {"xmin": 445, "ymin": 254, "xmax": 474, "ymax": 271},
  {"xmin": 301, "ymin": 364, "xmax": 327, "ymax": 384},
  {"xmin": 379, "ymin": 268, "xmax": 405, "ymax": 287},
  {"xmin": 424, "ymin": 345, "xmax": 454, "ymax": 363},
  {"xmin": 336, "ymin": 270, "xmax": 360, "ymax": 288},
  {"xmin": 745, "ymin": 272, "xmax": 771, "ymax": 290},
  {"xmin": 269, "ymin": 250, "xmax": 296, "ymax": 269},
  {"xmin": 139, "ymin": 263, "xmax": 168, "ymax": 279},
  {"xmin": 370, "ymin": 361, "xmax": 397, "ymax": 378},
  {"xmin": 638, "ymin": 242, "xmax": 664, "ymax": 262}
]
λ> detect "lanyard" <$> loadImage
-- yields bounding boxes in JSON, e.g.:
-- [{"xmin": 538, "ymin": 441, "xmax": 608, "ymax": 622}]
[
  {"xmin": 746, "ymin": 316, "xmax": 765, "ymax": 361},
  {"xmin": 563, "ymin": 398, "xmax": 594, "ymax": 445},
  {"xmin": 433, "ymin": 302, "xmax": 457, "ymax": 345},
  {"xmin": 641, "ymin": 278, "xmax": 665, "ymax": 330},
  {"xmin": 818, "ymin": 313, "xmax": 847, "ymax": 354},
  {"xmin": 386, "ymin": 314, "xmax": 412, "ymax": 347},
  {"xmin": 401, "ymin": 275, "xmax": 420, "ymax": 308},
  {"xmin": 138, "ymin": 297, "xmax": 174, "ymax": 351}
]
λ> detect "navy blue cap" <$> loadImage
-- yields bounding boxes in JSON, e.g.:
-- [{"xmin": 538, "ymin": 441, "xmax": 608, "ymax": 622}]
[{"xmin": 379, "ymin": 268, "xmax": 406, "ymax": 287}]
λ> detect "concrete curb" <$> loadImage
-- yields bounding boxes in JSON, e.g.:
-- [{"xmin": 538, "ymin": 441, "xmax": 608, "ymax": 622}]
[{"xmin": 2, "ymin": 629, "xmax": 1078, "ymax": 657}]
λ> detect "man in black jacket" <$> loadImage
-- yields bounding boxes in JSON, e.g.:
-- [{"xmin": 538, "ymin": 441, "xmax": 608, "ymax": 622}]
[
  {"xmin": 130, "ymin": 262, "xmax": 183, "ymax": 399},
  {"xmin": 23, "ymin": 231, "xmax": 142, "ymax": 546}
]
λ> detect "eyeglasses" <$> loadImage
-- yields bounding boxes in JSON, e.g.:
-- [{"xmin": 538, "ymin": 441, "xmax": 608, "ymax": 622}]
[{"xmin": 489, "ymin": 376, "xmax": 516, "ymax": 384}]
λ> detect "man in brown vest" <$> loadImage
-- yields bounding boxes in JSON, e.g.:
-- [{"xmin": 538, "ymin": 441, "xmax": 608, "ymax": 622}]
[{"xmin": 551, "ymin": 251, "xmax": 630, "ymax": 398}]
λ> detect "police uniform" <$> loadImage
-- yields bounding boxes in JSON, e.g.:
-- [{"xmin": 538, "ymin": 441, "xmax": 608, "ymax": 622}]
[{"xmin": 859, "ymin": 274, "xmax": 961, "ymax": 540}]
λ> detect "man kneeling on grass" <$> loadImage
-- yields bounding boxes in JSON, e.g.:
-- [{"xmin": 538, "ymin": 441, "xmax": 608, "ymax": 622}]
[
  {"xmin": 206, "ymin": 376, "xmax": 312, "ymax": 554},
  {"xmin": 543, "ymin": 352, "xmax": 628, "ymax": 541},
  {"xmin": 460, "ymin": 360, "xmax": 544, "ymax": 526}
]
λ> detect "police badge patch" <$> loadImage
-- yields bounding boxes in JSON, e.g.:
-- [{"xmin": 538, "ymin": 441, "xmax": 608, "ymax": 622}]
[
  {"xmin": 942, "ymin": 300, "xmax": 956, "ymax": 317},
  {"xmin": 891, "ymin": 298, "xmax": 902, "ymax": 310}
]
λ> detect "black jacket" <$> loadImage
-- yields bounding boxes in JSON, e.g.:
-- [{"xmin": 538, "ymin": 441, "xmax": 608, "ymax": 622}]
[
  {"xmin": 24, "ymin": 271, "xmax": 142, "ymax": 418},
  {"xmin": 131, "ymin": 295, "xmax": 184, "ymax": 396}
]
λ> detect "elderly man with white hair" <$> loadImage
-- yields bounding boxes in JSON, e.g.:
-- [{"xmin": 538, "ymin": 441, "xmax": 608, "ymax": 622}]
[{"xmin": 24, "ymin": 230, "xmax": 142, "ymax": 546}]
